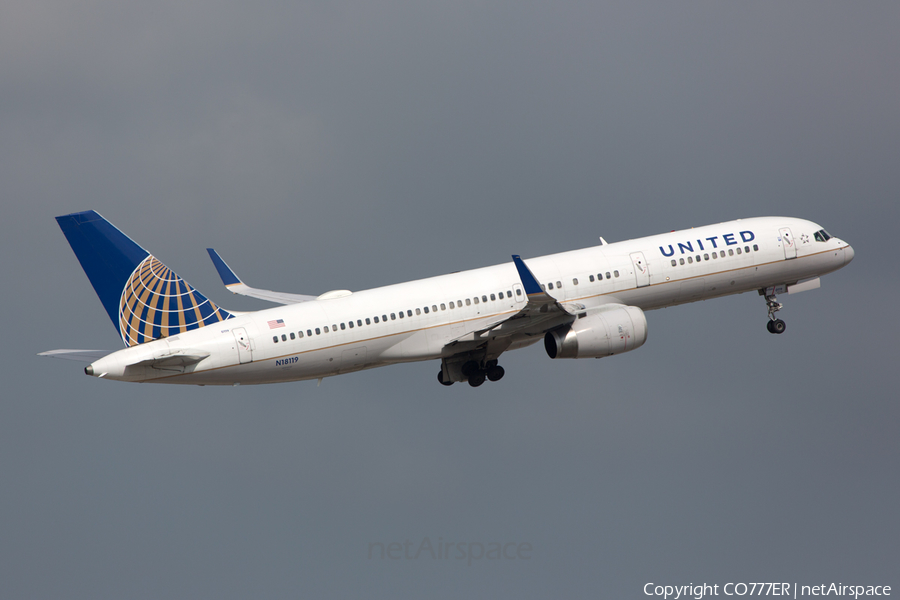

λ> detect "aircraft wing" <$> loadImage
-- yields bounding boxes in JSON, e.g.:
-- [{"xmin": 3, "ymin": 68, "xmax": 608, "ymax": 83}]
[
  {"xmin": 443, "ymin": 255, "xmax": 579, "ymax": 352},
  {"xmin": 207, "ymin": 248, "xmax": 318, "ymax": 305}
]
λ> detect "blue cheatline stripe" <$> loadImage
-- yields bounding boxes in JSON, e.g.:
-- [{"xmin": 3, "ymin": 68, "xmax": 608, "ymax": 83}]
[{"xmin": 512, "ymin": 255, "xmax": 543, "ymax": 295}]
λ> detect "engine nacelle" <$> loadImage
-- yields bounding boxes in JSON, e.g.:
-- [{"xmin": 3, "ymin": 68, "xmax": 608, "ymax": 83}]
[{"xmin": 544, "ymin": 306, "xmax": 648, "ymax": 359}]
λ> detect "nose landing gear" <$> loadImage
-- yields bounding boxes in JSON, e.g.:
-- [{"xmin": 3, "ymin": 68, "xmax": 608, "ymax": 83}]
[{"xmin": 764, "ymin": 292, "xmax": 786, "ymax": 334}]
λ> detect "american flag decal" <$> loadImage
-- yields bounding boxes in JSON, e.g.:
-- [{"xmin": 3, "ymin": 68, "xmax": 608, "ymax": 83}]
[{"xmin": 268, "ymin": 319, "xmax": 285, "ymax": 329}]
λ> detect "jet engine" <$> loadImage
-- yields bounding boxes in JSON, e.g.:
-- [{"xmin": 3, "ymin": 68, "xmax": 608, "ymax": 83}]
[{"xmin": 544, "ymin": 306, "xmax": 648, "ymax": 359}]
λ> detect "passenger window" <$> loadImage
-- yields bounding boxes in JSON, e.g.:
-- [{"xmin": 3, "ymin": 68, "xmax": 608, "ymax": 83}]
[
  {"xmin": 589, "ymin": 275, "xmax": 595, "ymax": 282},
  {"xmin": 720, "ymin": 251, "xmax": 725, "ymax": 258},
  {"xmin": 573, "ymin": 278, "xmax": 579, "ymax": 285},
  {"xmin": 490, "ymin": 293, "xmax": 496, "ymax": 301},
  {"xmin": 753, "ymin": 244, "xmax": 758, "ymax": 251},
  {"xmin": 449, "ymin": 302, "xmax": 455, "ymax": 309},
  {"xmin": 515, "ymin": 289, "xmax": 521, "ymax": 296},
  {"xmin": 416, "ymin": 308, "xmax": 421, "ymax": 315},
  {"xmin": 432, "ymin": 305, "xmax": 438, "ymax": 312},
  {"xmin": 704, "ymin": 253, "xmax": 709, "ymax": 260},
  {"xmin": 332, "ymin": 324, "xmax": 337, "ymax": 331},
  {"xmin": 597, "ymin": 273, "xmax": 603, "ymax": 280},
  {"xmin": 348, "ymin": 321, "xmax": 354, "ymax": 328},
  {"xmin": 671, "ymin": 260, "xmax": 677, "ymax": 266},
  {"xmin": 340, "ymin": 323, "xmax": 346, "ymax": 330},
  {"xmin": 307, "ymin": 329, "xmax": 312, "ymax": 337},
  {"xmin": 613, "ymin": 271, "xmax": 619, "ymax": 278},
  {"xmin": 398, "ymin": 312, "xmax": 403, "ymax": 319},
  {"xmin": 324, "ymin": 326, "xmax": 329, "ymax": 332},
  {"xmin": 315, "ymin": 327, "xmax": 321, "ymax": 335},
  {"xmin": 458, "ymin": 299, "xmax": 463, "ymax": 305},
  {"xmin": 382, "ymin": 315, "xmax": 387, "ymax": 322},
  {"xmin": 282, "ymin": 334, "xmax": 287, "ymax": 341},
  {"xmin": 466, "ymin": 299, "xmax": 471, "ymax": 306},
  {"xmin": 506, "ymin": 291, "xmax": 512, "ymax": 298},
  {"xmin": 373, "ymin": 316, "xmax": 379, "ymax": 323},
  {"xmin": 357, "ymin": 320, "xmax": 362, "ymax": 327},
  {"xmin": 606, "ymin": 272, "xmax": 611, "ymax": 279},
  {"xmin": 679, "ymin": 258, "xmax": 685, "ymax": 265},
  {"xmin": 365, "ymin": 318, "xmax": 370, "ymax": 325},
  {"xmin": 474, "ymin": 297, "xmax": 479, "ymax": 304},
  {"xmin": 728, "ymin": 249, "xmax": 734, "ymax": 256},
  {"xmin": 736, "ymin": 248, "xmax": 742, "ymax": 255},
  {"xmin": 548, "ymin": 282, "xmax": 554, "ymax": 290},
  {"xmin": 390, "ymin": 313, "xmax": 396, "ymax": 320},
  {"xmin": 273, "ymin": 336, "xmax": 278, "ymax": 343},
  {"xmin": 299, "ymin": 331, "xmax": 305, "ymax": 338},
  {"xmin": 407, "ymin": 310, "xmax": 412, "ymax": 317},
  {"xmin": 481, "ymin": 296, "xmax": 487, "ymax": 303},
  {"xmin": 744, "ymin": 246, "xmax": 750, "ymax": 253},
  {"xmin": 556, "ymin": 281, "xmax": 562, "ymax": 288},
  {"xmin": 424, "ymin": 306, "xmax": 429, "ymax": 313},
  {"xmin": 441, "ymin": 303, "xmax": 446, "ymax": 310},
  {"xmin": 290, "ymin": 332, "xmax": 296, "ymax": 340},
  {"xmin": 688, "ymin": 256, "xmax": 693, "ymax": 264}
]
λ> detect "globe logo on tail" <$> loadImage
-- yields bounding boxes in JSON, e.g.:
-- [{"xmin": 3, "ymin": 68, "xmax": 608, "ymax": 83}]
[{"xmin": 118, "ymin": 255, "xmax": 232, "ymax": 347}]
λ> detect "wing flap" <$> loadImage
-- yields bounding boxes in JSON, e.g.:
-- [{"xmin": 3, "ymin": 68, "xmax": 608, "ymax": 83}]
[{"xmin": 442, "ymin": 255, "xmax": 578, "ymax": 353}]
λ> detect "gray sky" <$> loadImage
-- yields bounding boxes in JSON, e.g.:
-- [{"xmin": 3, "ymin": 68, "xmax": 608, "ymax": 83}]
[{"xmin": 2, "ymin": 2, "xmax": 898, "ymax": 598}]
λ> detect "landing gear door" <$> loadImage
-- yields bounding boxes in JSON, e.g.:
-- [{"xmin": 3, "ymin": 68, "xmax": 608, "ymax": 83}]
[
  {"xmin": 779, "ymin": 227, "xmax": 797, "ymax": 259},
  {"xmin": 630, "ymin": 252, "xmax": 650, "ymax": 287},
  {"xmin": 232, "ymin": 327, "xmax": 252, "ymax": 364}
]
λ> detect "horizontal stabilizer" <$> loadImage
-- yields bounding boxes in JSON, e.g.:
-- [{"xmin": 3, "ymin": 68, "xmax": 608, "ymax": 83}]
[
  {"xmin": 38, "ymin": 349, "xmax": 112, "ymax": 362},
  {"xmin": 127, "ymin": 352, "xmax": 209, "ymax": 370},
  {"xmin": 206, "ymin": 248, "xmax": 317, "ymax": 305}
]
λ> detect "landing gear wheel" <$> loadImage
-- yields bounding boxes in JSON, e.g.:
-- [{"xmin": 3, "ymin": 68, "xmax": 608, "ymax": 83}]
[
  {"xmin": 437, "ymin": 370, "xmax": 453, "ymax": 386},
  {"xmin": 771, "ymin": 319, "xmax": 786, "ymax": 334},
  {"xmin": 468, "ymin": 371, "xmax": 486, "ymax": 387},
  {"xmin": 766, "ymin": 320, "xmax": 775, "ymax": 333},
  {"xmin": 486, "ymin": 365, "xmax": 505, "ymax": 382},
  {"xmin": 461, "ymin": 360, "xmax": 479, "ymax": 378}
]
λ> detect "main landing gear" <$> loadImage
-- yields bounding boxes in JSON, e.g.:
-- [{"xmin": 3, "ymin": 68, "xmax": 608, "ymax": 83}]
[
  {"xmin": 437, "ymin": 359, "xmax": 505, "ymax": 387},
  {"xmin": 764, "ymin": 292, "xmax": 786, "ymax": 335}
]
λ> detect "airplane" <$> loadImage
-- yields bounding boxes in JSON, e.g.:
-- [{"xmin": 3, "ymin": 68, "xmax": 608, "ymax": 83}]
[{"xmin": 40, "ymin": 210, "xmax": 854, "ymax": 387}]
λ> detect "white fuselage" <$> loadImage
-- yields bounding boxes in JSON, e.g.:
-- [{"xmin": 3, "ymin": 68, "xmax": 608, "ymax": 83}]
[{"xmin": 88, "ymin": 217, "xmax": 853, "ymax": 385}]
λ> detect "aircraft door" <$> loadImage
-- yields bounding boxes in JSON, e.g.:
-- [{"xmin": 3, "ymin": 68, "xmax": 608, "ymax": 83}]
[
  {"xmin": 630, "ymin": 252, "xmax": 650, "ymax": 287},
  {"xmin": 512, "ymin": 283, "xmax": 525, "ymax": 303},
  {"xmin": 232, "ymin": 327, "xmax": 253, "ymax": 364},
  {"xmin": 779, "ymin": 227, "xmax": 797, "ymax": 259}
]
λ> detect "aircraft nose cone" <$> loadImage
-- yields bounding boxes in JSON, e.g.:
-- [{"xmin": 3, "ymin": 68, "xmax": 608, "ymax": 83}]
[{"xmin": 844, "ymin": 244, "xmax": 855, "ymax": 265}]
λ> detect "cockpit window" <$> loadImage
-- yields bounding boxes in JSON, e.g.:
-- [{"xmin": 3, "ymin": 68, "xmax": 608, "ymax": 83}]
[{"xmin": 814, "ymin": 229, "xmax": 832, "ymax": 242}]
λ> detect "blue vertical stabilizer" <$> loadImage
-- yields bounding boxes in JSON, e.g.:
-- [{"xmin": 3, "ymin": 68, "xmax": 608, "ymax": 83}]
[{"xmin": 56, "ymin": 210, "xmax": 232, "ymax": 346}]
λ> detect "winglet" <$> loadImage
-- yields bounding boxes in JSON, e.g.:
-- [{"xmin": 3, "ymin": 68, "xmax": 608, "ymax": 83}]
[
  {"xmin": 206, "ymin": 248, "xmax": 318, "ymax": 305},
  {"xmin": 206, "ymin": 248, "xmax": 242, "ymax": 287},
  {"xmin": 512, "ymin": 255, "xmax": 543, "ymax": 296}
]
